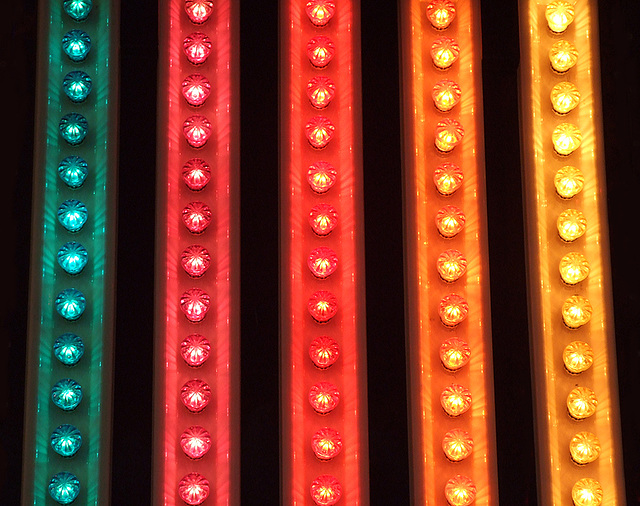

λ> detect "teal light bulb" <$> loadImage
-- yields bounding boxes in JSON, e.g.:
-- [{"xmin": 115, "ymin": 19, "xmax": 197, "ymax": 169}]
[
  {"xmin": 51, "ymin": 379, "xmax": 83, "ymax": 411},
  {"xmin": 63, "ymin": 71, "xmax": 92, "ymax": 103},
  {"xmin": 63, "ymin": 0, "xmax": 93, "ymax": 21},
  {"xmin": 55, "ymin": 288, "xmax": 86, "ymax": 321},
  {"xmin": 58, "ymin": 156, "xmax": 88, "ymax": 188},
  {"xmin": 51, "ymin": 424, "xmax": 82, "ymax": 457},
  {"xmin": 53, "ymin": 333, "xmax": 85, "ymax": 366},
  {"xmin": 49, "ymin": 472, "xmax": 80, "ymax": 504},
  {"xmin": 57, "ymin": 199, "xmax": 88, "ymax": 232},
  {"xmin": 62, "ymin": 30, "xmax": 91, "ymax": 62},
  {"xmin": 57, "ymin": 241, "xmax": 88, "ymax": 275},
  {"xmin": 59, "ymin": 113, "xmax": 88, "ymax": 145}
]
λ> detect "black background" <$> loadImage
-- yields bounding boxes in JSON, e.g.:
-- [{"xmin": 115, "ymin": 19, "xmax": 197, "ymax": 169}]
[{"xmin": 2, "ymin": 1, "xmax": 640, "ymax": 504}]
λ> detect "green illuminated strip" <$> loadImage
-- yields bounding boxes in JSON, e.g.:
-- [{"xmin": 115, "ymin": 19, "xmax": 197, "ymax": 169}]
[{"xmin": 22, "ymin": 1, "xmax": 118, "ymax": 504}]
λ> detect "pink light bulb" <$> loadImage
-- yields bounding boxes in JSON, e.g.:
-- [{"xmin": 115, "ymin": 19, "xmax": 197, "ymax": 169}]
[
  {"xmin": 180, "ymin": 288, "xmax": 211, "ymax": 323},
  {"xmin": 182, "ymin": 202, "xmax": 212, "ymax": 234},
  {"xmin": 181, "ymin": 245, "xmax": 211, "ymax": 277},
  {"xmin": 182, "ymin": 158, "xmax": 211, "ymax": 191},
  {"xmin": 182, "ymin": 74, "xmax": 211, "ymax": 107},
  {"xmin": 180, "ymin": 379, "xmax": 211, "ymax": 413},
  {"xmin": 180, "ymin": 334, "xmax": 211, "ymax": 367},
  {"xmin": 180, "ymin": 425, "xmax": 212, "ymax": 459},
  {"xmin": 178, "ymin": 472, "xmax": 210, "ymax": 505},
  {"xmin": 184, "ymin": 0, "xmax": 214, "ymax": 24},
  {"xmin": 183, "ymin": 32, "xmax": 212, "ymax": 65},
  {"xmin": 183, "ymin": 115, "xmax": 211, "ymax": 148}
]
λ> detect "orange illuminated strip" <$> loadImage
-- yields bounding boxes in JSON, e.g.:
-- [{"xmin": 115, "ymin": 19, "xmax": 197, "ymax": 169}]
[
  {"xmin": 153, "ymin": 0, "xmax": 239, "ymax": 504},
  {"xmin": 400, "ymin": 1, "xmax": 498, "ymax": 504},
  {"xmin": 280, "ymin": 0, "xmax": 369, "ymax": 504},
  {"xmin": 518, "ymin": 1, "xmax": 625, "ymax": 504}
]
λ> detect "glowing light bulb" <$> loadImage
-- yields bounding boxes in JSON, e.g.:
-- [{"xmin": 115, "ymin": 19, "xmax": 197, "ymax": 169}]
[
  {"xmin": 432, "ymin": 80, "xmax": 462, "ymax": 113},
  {"xmin": 183, "ymin": 115, "xmax": 211, "ymax": 148},
  {"xmin": 434, "ymin": 162, "xmax": 463, "ymax": 195},
  {"xmin": 180, "ymin": 288, "xmax": 211, "ymax": 323},
  {"xmin": 442, "ymin": 428, "xmax": 473, "ymax": 462},
  {"xmin": 555, "ymin": 165, "xmax": 584, "ymax": 198},
  {"xmin": 63, "ymin": 71, "xmax": 92, "ymax": 103},
  {"xmin": 180, "ymin": 426, "xmax": 212, "ymax": 459},
  {"xmin": 51, "ymin": 424, "xmax": 82, "ymax": 458},
  {"xmin": 312, "ymin": 427, "xmax": 343, "ymax": 460},
  {"xmin": 55, "ymin": 288, "xmax": 86, "ymax": 321},
  {"xmin": 53, "ymin": 333, "xmax": 84, "ymax": 366},
  {"xmin": 51, "ymin": 379, "xmax": 83, "ymax": 411},
  {"xmin": 570, "ymin": 432, "xmax": 601, "ymax": 465},
  {"xmin": 440, "ymin": 338, "xmax": 471, "ymax": 371},
  {"xmin": 435, "ymin": 118, "xmax": 464, "ymax": 152},
  {"xmin": 551, "ymin": 82, "xmax": 580, "ymax": 115},
  {"xmin": 444, "ymin": 475, "xmax": 476, "ymax": 506},
  {"xmin": 309, "ymin": 381, "xmax": 340, "ymax": 414},
  {"xmin": 309, "ymin": 203, "xmax": 338, "ymax": 236},
  {"xmin": 58, "ymin": 199, "xmax": 88, "ymax": 232},
  {"xmin": 567, "ymin": 386, "xmax": 598, "ymax": 420},
  {"xmin": 557, "ymin": 209, "xmax": 586, "ymax": 242},
  {"xmin": 305, "ymin": 116, "xmax": 336, "ymax": 149},
  {"xmin": 63, "ymin": 0, "xmax": 92, "ymax": 21},
  {"xmin": 572, "ymin": 478, "xmax": 603, "ymax": 506},
  {"xmin": 306, "ymin": 0, "xmax": 336, "ymax": 27},
  {"xmin": 563, "ymin": 341, "xmax": 594, "ymax": 374},
  {"xmin": 310, "ymin": 475, "xmax": 342, "ymax": 506},
  {"xmin": 307, "ymin": 36, "xmax": 335, "ymax": 68},
  {"xmin": 549, "ymin": 40, "xmax": 578, "ymax": 73},
  {"xmin": 182, "ymin": 74, "xmax": 211, "ymax": 106},
  {"xmin": 58, "ymin": 156, "xmax": 88, "ymax": 188},
  {"xmin": 307, "ymin": 76, "xmax": 336, "ymax": 109},
  {"xmin": 62, "ymin": 30, "xmax": 91, "ymax": 62},
  {"xmin": 560, "ymin": 252, "xmax": 590, "ymax": 285},
  {"xmin": 181, "ymin": 379, "xmax": 211, "ymax": 413},
  {"xmin": 546, "ymin": 1, "xmax": 575, "ymax": 33},
  {"xmin": 308, "ymin": 290, "xmax": 338, "ymax": 323},
  {"xmin": 178, "ymin": 472, "xmax": 210, "ymax": 505},
  {"xmin": 426, "ymin": 0, "xmax": 456, "ymax": 29},
  {"xmin": 49, "ymin": 472, "xmax": 80, "ymax": 505},
  {"xmin": 182, "ymin": 201, "xmax": 212, "ymax": 234},
  {"xmin": 441, "ymin": 384, "xmax": 472, "ymax": 416},
  {"xmin": 435, "ymin": 205, "xmax": 465, "ymax": 238},
  {"xmin": 181, "ymin": 334, "xmax": 211, "ymax": 367},
  {"xmin": 57, "ymin": 241, "xmax": 88, "ymax": 275},
  {"xmin": 309, "ymin": 336, "xmax": 340, "ymax": 369},
  {"xmin": 182, "ymin": 158, "xmax": 212, "ymax": 191},
  {"xmin": 439, "ymin": 294, "xmax": 468, "ymax": 327},
  {"xmin": 183, "ymin": 32, "xmax": 212, "ymax": 65},
  {"xmin": 185, "ymin": 0, "xmax": 214, "ymax": 24},
  {"xmin": 307, "ymin": 161, "xmax": 337, "ymax": 193},
  {"xmin": 436, "ymin": 249, "xmax": 467, "ymax": 282},
  {"xmin": 431, "ymin": 37, "xmax": 460, "ymax": 69},
  {"xmin": 181, "ymin": 245, "xmax": 211, "ymax": 277},
  {"xmin": 308, "ymin": 246, "xmax": 338, "ymax": 278},
  {"xmin": 562, "ymin": 295, "xmax": 592, "ymax": 329},
  {"xmin": 553, "ymin": 123, "xmax": 582, "ymax": 156},
  {"xmin": 59, "ymin": 113, "xmax": 88, "ymax": 145}
]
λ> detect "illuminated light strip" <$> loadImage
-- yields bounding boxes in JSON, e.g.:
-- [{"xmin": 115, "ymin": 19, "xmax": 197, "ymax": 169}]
[
  {"xmin": 153, "ymin": 0, "xmax": 240, "ymax": 504},
  {"xmin": 518, "ymin": 1, "xmax": 625, "ymax": 504},
  {"xmin": 280, "ymin": 1, "xmax": 370, "ymax": 504},
  {"xmin": 399, "ymin": 1, "xmax": 498, "ymax": 503},
  {"xmin": 22, "ymin": 0, "xmax": 118, "ymax": 504}
]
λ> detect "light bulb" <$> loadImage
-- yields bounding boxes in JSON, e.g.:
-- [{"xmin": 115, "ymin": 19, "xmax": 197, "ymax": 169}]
[
  {"xmin": 560, "ymin": 252, "xmax": 590, "ymax": 285},
  {"xmin": 441, "ymin": 384, "xmax": 472, "ymax": 416},
  {"xmin": 51, "ymin": 379, "xmax": 83, "ymax": 411},
  {"xmin": 180, "ymin": 426, "xmax": 212, "ymax": 459},
  {"xmin": 182, "ymin": 158, "xmax": 212, "ymax": 191},
  {"xmin": 182, "ymin": 74, "xmax": 211, "ymax": 106},
  {"xmin": 444, "ymin": 475, "xmax": 476, "ymax": 506},
  {"xmin": 435, "ymin": 118, "xmax": 464, "ymax": 152},
  {"xmin": 183, "ymin": 115, "xmax": 212, "ymax": 148},
  {"xmin": 182, "ymin": 201, "xmax": 212, "ymax": 234},
  {"xmin": 567, "ymin": 386, "xmax": 597, "ymax": 420},
  {"xmin": 63, "ymin": 0, "xmax": 92, "ymax": 21},
  {"xmin": 53, "ymin": 333, "xmax": 84, "ymax": 366},
  {"xmin": 63, "ymin": 71, "xmax": 92, "ymax": 103},
  {"xmin": 57, "ymin": 241, "xmax": 88, "ymax": 275},
  {"xmin": 557, "ymin": 209, "xmax": 586, "ymax": 242},
  {"xmin": 181, "ymin": 379, "xmax": 211, "ymax": 413},
  {"xmin": 553, "ymin": 123, "xmax": 582, "ymax": 156},
  {"xmin": 307, "ymin": 161, "xmax": 337, "ymax": 193},
  {"xmin": 436, "ymin": 249, "xmax": 467, "ymax": 282},
  {"xmin": 308, "ymin": 290, "xmax": 338, "ymax": 323},
  {"xmin": 309, "ymin": 382, "xmax": 340, "ymax": 414},
  {"xmin": 563, "ymin": 341, "xmax": 594, "ymax": 374},
  {"xmin": 308, "ymin": 246, "xmax": 338, "ymax": 279},
  {"xmin": 440, "ymin": 337, "xmax": 471, "ymax": 371},
  {"xmin": 59, "ymin": 113, "xmax": 88, "ymax": 145},
  {"xmin": 431, "ymin": 37, "xmax": 460, "ymax": 69},
  {"xmin": 554, "ymin": 165, "xmax": 584, "ymax": 198},
  {"xmin": 181, "ymin": 245, "xmax": 211, "ymax": 277},
  {"xmin": 426, "ymin": 0, "xmax": 456, "ymax": 30},
  {"xmin": 51, "ymin": 424, "xmax": 82, "ymax": 458},
  {"xmin": 55, "ymin": 288, "xmax": 86, "ymax": 321},
  {"xmin": 570, "ymin": 432, "xmax": 601, "ymax": 465},
  {"xmin": 180, "ymin": 288, "xmax": 211, "ymax": 322},
  {"xmin": 305, "ymin": 116, "xmax": 335, "ymax": 149},
  {"xmin": 306, "ymin": 0, "xmax": 336, "ymax": 27},
  {"xmin": 439, "ymin": 294, "xmax": 468, "ymax": 327},
  {"xmin": 58, "ymin": 199, "xmax": 88, "ymax": 232},
  {"xmin": 58, "ymin": 156, "xmax": 88, "ymax": 188},
  {"xmin": 307, "ymin": 36, "xmax": 335, "ymax": 68},
  {"xmin": 442, "ymin": 428, "xmax": 473, "ymax": 462},
  {"xmin": 62, "ymin": 30, "xmax": 91, "ymax": 62},
  {"xmin": 49, "ymin": 472, "xmax": 80, "ymax": 505},
  {"xmin": 546, "ymin": 1, "xmax": 575, "ymax": 33},
  {"xmin": 181, "ymin": 334, "xmax": 211, "ymax": 367},
  {"xmin": 307, "ymin": 76, "xmax": 336, "ymax": 109},
  {"xmin": 312, "ymin": 427, "xmax": 342, "ymax": 460},
  {"xmin": 309, "ymin": 203, "xmax": 338, "ymax": 236},
  {"xmin": 434, "ymin": 162, "xmax": 463, "ymax": 195},
  {"xmin": 435, "ymin": 205, "xmax": 465, "ymax": 238},
  {"xmin": 571, "ymin": 478, "xmax": 603, "ymax": 506},
  {"xmin": 562, "ymin": 295, "xmax": 592, "ymax": 329},
  {"xmin": 551, "ymin": 82, "xmax": 580, "ymax": 114},
  {"xmin": 549, "ymin": 40, "xmax": 578, "ymax": 73},
  {"xmin": 185, "ymin": 0, "xmax": 214, "ymax": 24},
  {"xmin": 178, "ymin": 472, "xmax": 210, "ymax": 505},
  {"xmin": 310, "ymin": 475, "xmax": 341, "ymax": 506},
  {"xmin": 309, "ymin": 336, "xmax": 340, "ymax": 369},
  {"xmin": 183, "ymin": 32, "xmax": 212, "ymax": 65}
]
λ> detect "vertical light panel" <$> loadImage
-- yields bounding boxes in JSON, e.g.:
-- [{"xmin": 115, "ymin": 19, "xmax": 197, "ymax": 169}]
[
  {"xmin": 280, "ymin": 1, "xmax": 370, "ymax": 504},
  {"xmin": 519, "ymin": 1, "xmax": 626, "ymax": 504},
  {"xmin": 153, "ymin": 0, "xmax": 240, "ymax": 504},
  {"xmin": 22, "ymin": 0, "xmax": 118, "ymax": 504},
  {"xmin": 400, "ymin": 1, "xmax": 498, "ymax": 504}
]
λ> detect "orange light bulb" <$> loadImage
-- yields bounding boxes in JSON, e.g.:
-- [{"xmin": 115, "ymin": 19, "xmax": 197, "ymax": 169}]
[
  {"xmin": 436, "ymin": 249, "xmax": 467, "ymax": 282},
  {"xmin": 435, "ymin": 205, "xmax": 465, "ymax": 238},
  {"xmin": 555, "ymin": 165, "xmax": 584, "ymax": 198},
  {"xmin": 444, "ymin": 475, "xmax": 476, "ymax": 506},
  {"xmin": 549, "ymin": 40, "xmax": 578, "ymax": 73},
  {"xmin": 551, "ymin": 81, "xmax": 580, "ymax": 114},
  {"xmin": 442, "ymin": 429, "xmax": 473, "ymax": 462},
  {"xmin": 440, "ymin": 337, "xmax": 471, "ymax": 371},
  {"xmin": 553, "ymin": 123, "xmax": 582, "ymax": 156},
  {"xmin": 567, "ymin": 386, "xmax": 598, "ymax": 420},
  {"xmin": 570, "ymin": 432, "xmax": 601, "ymax": 465},
  {"xmin": 563, "ymin": 341, "xmax": 594, "ymax": 374},
  {"xmin": 557, "ymin": 209, "xmax": 586, "ymax": 242},
  {"xmin": 562, "ymin": 295, "xmax": 592, "ymax": 329},
  {"xmin": 426, "ymin": 0, "xmax": 456, "ymax": 29},
  {"xmin": 571, "ymin": 478, "xmax": 603, "ymax": 506},
  {"xmin": 546, "ymin": 1, "xmax": 575, "ymax": 33},
  {"xmin": 439, "ymin": 294, "xmax": 469, "ymax": 327},
  {"xmin": 432, "ymin": 79, "xmax": 462, "ymax": 112},
  {"xmin": 431, "ymin": 37, "xmax": 460, "ymax": 69},
  {"xmin": 441, "ymin": 384, "xmax": 472, "ymax": 417},
  {"xmin": 560, "ymin": 252, "xmax": 590, "ymax": 285},
  {"xmin": 435, "ymin": 118, "xmax": 464, "ymax": 152},
  {"xmin": 434, "ymin": 162, "xmax": 463, "ymax": 195}
]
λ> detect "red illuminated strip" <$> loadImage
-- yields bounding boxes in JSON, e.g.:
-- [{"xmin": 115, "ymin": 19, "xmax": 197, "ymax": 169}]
[
  {"xmin": 280, "ymin": 1, "xmax": 369, "ymax": 504},
  {"xmin": 153, "ymin": 1, "xmax": 239, "ymax": 504}
]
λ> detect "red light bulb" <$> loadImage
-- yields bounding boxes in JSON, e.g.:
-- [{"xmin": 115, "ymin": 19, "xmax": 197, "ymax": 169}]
[
  {"xmin": 183, "ymin": 115, "xmax": 211, "ymax": 148},
  {"xmin": 182, "ymin": 202, "xmax": 212, "ymax": 234},
  {"xmin": 435, "ymin": 205, "xmax": 465, "ymax": 238},
  {"xmin": 310, "ymin": 475, "xmax": 342, "ymax": 506},
  {"xmin": 309, "ymin": 381, "xmax": 340, "ymax": 414},
  {"xmin": 307, "ymin": 76, "xmax": 336, "ymax": 109},
  {"xmin": 308, "ymin": 290, "xmax": 338, "ymax": 323},
  {"xmin": 180, "ymin": 425, "xmax": 212, "ymax": 459},
  {"xmin": 307, "ymin": 161, "xmax": 337, "ymax": 194},
  {"xmin": 308, "ymin": 246, "xmax": 338, "ymax": 278},
  {"xmin": 305, "ymin": 116, "xmax": 335, "ymax": 149},
  {"xmin": 178, "ymin": 472, "xmax": 210, "ymax": 505},
  {"xmin": 439, "ymin": 294, "xmax": 469, "ymax": 327},
  {"xmin": 307, "ymin": 36, "xmax": 335, "ymax": 68},
  {"xmin": 309, "ymin": 336, "xmax": 340, "ymax": 369},
  {"xmin": 180, "ymin": 379, "xmax": 211, "ymax": 413},
  {"xmin": 182, "ymin": 158, "xmax": 211, "ymax": 191},
  {"xmin": 309, "ymin": 203, "xmax": 338, "ymax": 236},
  {"xmin": 184, "ymin": 0, "xmax": 213, "ymax": 24},
  {"xmin": 312, "ymin": 427, "xmax": 343, "ymax": 460},
  {"xmin": 182, "ymin": 74, "xmax": 211, "ymax": 107},
  {"xmin": 181, "ymin": 245, "xmax": 211, "ymax": 277},
  {"xmin": 183, "ymin": 32, "xmax": 212, "ymax": 65},
  {"xmin": 305, "ymin": 0, "xmax": 336, "ymax": 27},
  {"xmin": 180, "ymin": 334, "xmax": 211, "ymax": 367},
  {"xmin": 180, "ymin": 288, "xmax": 211, "ymax": 323}
]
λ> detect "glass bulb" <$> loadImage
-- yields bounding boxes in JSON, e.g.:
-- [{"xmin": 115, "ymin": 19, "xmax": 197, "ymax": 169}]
[
  {"xmin": 309, "ymin": 336, "xmax": 340, "ymax": 369},
  {"xmin": 180, "ymin": 425, "xmax": 212, "ymax": 459},
  {"xmin": 555, "ymin": 165, "xmax": 584, "ymax": 198},
  {"xmin": 436, "ymin": 249, "xmax": 467, "ymax": 282},
  {"xmin": 55, "ymin": 288, "xmax": 86, "ymax": 321},
  {"xmin": 431, "ymin": 37, "xmax": 460, "ymax": 69},
  {"xmin": 307, "ymin": 36, "xmax": 335, "ymax": 68},
  {"xmin": 183, "ymin": 115, "xmax": 212, "ymax": 148},
  {"xmin": 310, "ymin": 475, "xmax": 342, "ymax": 506},
  {"xmin": 51, "ymin": 424, "xmax": 82, "ymax": 458},
  {"xmin": 51, "ymin": 378, "xmax": 83, "ymax": 411},
  {"xmin": 58, "ymin": 199, "xmax": 88, "ymax": 232},
  {"xmin": 305, "ymin": 116, "xmax": 336, "ymax": 149},
  {"xmin": 308, "ymin": 290, "xmax": 338, "ymax": 323},
  {"xmin": 562, "ymin": 295, "xmax": 592, "ymax": 329},
  {"xmin": 553, "ymin": 123, "xmax": 582, "ymax": 156},
  {"xmin": 439, "ymin": 294, "xmax": 469, "ymax": 327},
  {"xmin": 306, "ymin": 0, "xmax": 336, "ymax": 27},
  {"xmin": 572, "ymin": 478, "xmax": 603, "ymax": 506},
  {"xmin": 436, "ymin": 205, "xmax": 465, "ymax": 238},
  {"xmin": 444, "ymin": 475, "xmax": 477, "ymax": 506},
  {"xmin": 309, "ymin": 203, "xmax": 338, "ymax": 236},
  {"xmin": 58, "ymin": 156, "xmax": 88, "ymax": 188},
  {"xmin": 312, "ymin": 427, "xmax": 343, "ymax": 460},
  {"xmin": 181, "ymin": 334, "xmax": 211, "ymax": 367},
  {"xmin": 307, "ymin": 161, "xmax": 337, "ymax": 193},
  {"xmin": 435, "ymin": 118, "xmax": 464, "ymax": 152},
  {"xmin": 182, "ymin": 158, "xmax": 212, "ymax": 191},
  {"xmin": 563, "ymin": 341, "xmax": 594, "ymax": 374},
  {"xmin": 57, "ymin": 241, "xmax": 88, "ymax": 275},
  {"xmin": 557, "ymin": 209, "xmax": 586, "ymax": 242},
  {"xmin": 182, "ymin": 74, "xmax": 211, "ymax": 106},
  {"xmin": 181, "ymin": 245, "xmax": 211, "ymax": 277},
  {"xmin": 49, "ymin": 472, "xmax": 80, "ymax": 505},
  {"xmin": 63, "ymin": 71, "xmax": 92, "ymax": 103},
  {"xmin": 546, "ymin": 1, "xmax": 575, "ymax": 33},
  {"xmin": 442, "ymin": 428, "xmax": 473, "ymax": 462},
  {"xmin": 434, "ymin": 162, "xmax": 463, "ymax": 195},
  {"xmin": 59, "ymin": 113, "xmax": 88, "ymax": 145},
  {"xmin": 178, "ymin": 472, "xmax": 210, "ymax": 505},
  {"xmin": 185, "ymin": 0, "xmax": 214, "ymax": 24},
  {"xmin": 570, "ymin": 432, "xmax": 601, "ymax": 465},
  {"xmin": 441, "ymin": 384, "xmax": 472, "ymax": 416},
  {"xmin": 567, "ymin": 386, "xmax": 598, "ymax": 420},
  {"xmin": 309, "ymin": 382, "xmax": 340, "ymax": 414},
  {"xmin": 560, "ymin": 252, "xmax": 590, "ymax": 285},
  {"xmin": 549, "ymin": 40, "xmax": 578, "ymax": 73},
  {"xmin": 440, "ymin": 337, "xmax": 471, "ymax": 371},
  {"xmin": 63, "ymin": 0, "xmax": 92, "ymax": 21},
  {"xmin": 53, "ymin": 333, "xmax": 85, "ymax": 366},
  {"xmin": 180, "ymin": 288, "xmax": 211, "ymax": 323},
  {"xmin": 551, "ymin": 82, "xmax": 580, "ymax": 114},
  {"xmin": 182, "ymin": 201, "xmax": 212, "ymax": 234},
  {"xmin": 426, "ymin": 0, "xmax": 456, "ymax": 30},
  {"xmin": 181, "ymin": 379, "xmax": 211, "ymax": 413},
  {"xmin": 308, "ymin": 246, "xmax": 338, "ymax": 278},
  {"xmin": 307, "ymin": 76, "xmax": 336, "ymax": 109},
  {"xmin": 183, "ymin": 32, "xmax": 212, "ymax": 65},
  {"xmin": 62, "ymin": 30, "xmax": 91, "ymax": 62}
]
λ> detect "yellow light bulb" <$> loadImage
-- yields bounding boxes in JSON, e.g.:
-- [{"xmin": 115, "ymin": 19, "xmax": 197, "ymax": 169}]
[
  {"xmin": 562, "ymin": 295, "xmax": 592, "ymax": 329},
  {"xmin": 551, "ymin": 81, "xmax": 580, "ymax": 114},
  {"xmin": 545, "ymin": 1, "xmax": 575, "ymax": 33},
  {"xmin": 563, "ymin": 341, "xmax": 594, "ymax": 374},
  {"xmin": 441, "ymin": 384, "xmax": 472, "ymax": 416},
  {"xmin": 554, "ymin": 165, "xmax": 584, "ymax": 198},
  {"xmin": 570, "ymin": 432, "xmax": 601, "ymax": 465},
  {"xmin": 432, "ymin": 79, "xmax": 462, "ymax": 112},
  {"xmin": 431, "ymin": 37, "xmax": 460, "ymax": 69},
  {"xmin": 426, "ymin": 0, "xmax": 456, "ymax": 30},
  {"xmin": 434, "ymin": 162, "xmax": 464, "ymax": 195},
  {"xmin": 571, "ymin": 478, "xmax": 603, "ymax": 506},
  {"xmin": 549, "ymin": 40, "xmax": 578, "ymax": 73},
  {"xmin": 552, "ymin": 123, "xmax": 582, "ymax": 156},
  {"xmin": 560, "ymin": 252, "xmax": 590, "ymax": 285},
  {"xmin": 444, "ymin": 475, "xmax": 476, "ymax": 506},
  {"xmin": 557, "ymin": 209, "xmax": 586, "ymax": 242},
  {"xmin": 440, "ymin": 337, "xmax": 471, "ymax": 371},
  {"xmin": 567, "ymin": 386, "xmax": 598, "ymax": 420},
  {"xmin": 442, "ymin": 429, "xmax": 473, "ymax": 462}
]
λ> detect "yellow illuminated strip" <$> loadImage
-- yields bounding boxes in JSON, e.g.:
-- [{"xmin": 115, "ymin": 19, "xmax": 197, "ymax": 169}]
[{"xmin": 519, "ymin": 1, "xmax": 625, "ymax": 504}]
